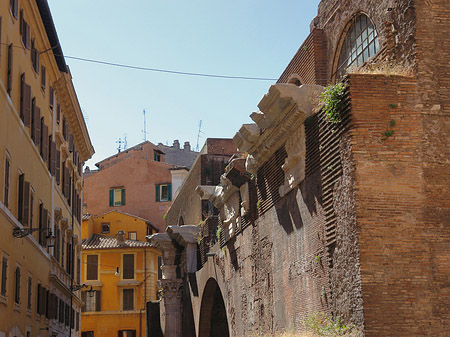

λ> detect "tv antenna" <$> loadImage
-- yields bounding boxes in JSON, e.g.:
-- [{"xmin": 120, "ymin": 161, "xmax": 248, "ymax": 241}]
[
  {"xmin": 196, "ymin": 120, "xmax": 204, "ymax": 151},
  {"xmin": 142, "ymin": 109, "xmax": 150, "ymax": 141},
  {"xmin": 116, "ymin": 138, "xmax": 125, "ymax": 153}
]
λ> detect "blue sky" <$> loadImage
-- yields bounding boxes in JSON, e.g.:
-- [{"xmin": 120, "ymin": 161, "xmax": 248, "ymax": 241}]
[{"xmin": 47, "ymin": 0, "xmax": 321, "ymax": 167}]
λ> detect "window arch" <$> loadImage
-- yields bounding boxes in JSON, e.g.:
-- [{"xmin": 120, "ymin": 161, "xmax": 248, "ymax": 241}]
[{"xmin": 335, "ymin": 13, "xmax": 380, "ymax": 79}]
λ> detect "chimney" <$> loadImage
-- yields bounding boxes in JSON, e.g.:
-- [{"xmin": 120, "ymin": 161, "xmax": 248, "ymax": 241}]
[
  {"xmin": 116, "ymin": 230, "xmax": 125, "ymax": 245},
  {"xmin": 173, "ymin": 140, "xmax": 180, "ymax": 150},
  {"xmin": 184, "ymin": 141, "xmax": 191, "ymax": 152}
]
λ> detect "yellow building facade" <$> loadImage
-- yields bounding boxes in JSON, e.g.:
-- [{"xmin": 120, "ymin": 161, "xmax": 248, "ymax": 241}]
[
  {"xmin": 81, "ymin": 211, "xmax": 160, "ymax": 337},
  {"xmin": 0, "ymin": 1, "xmax": 94, "ymax": 337}
]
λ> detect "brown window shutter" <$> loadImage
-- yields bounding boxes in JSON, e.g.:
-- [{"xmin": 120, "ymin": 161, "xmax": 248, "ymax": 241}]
[
  {"xmin": 95, "ymin": 291, "xmax": 101, "ymax": 311},
  {"xmin": 33, "ymin": 106, "xmax": 41, "ymax": 146},
  {"xmin": 56, "ymin": 103, "xmax": 60, "ymax": 122},
  {"xmin": 86, "ymin": 255, "xmax": 98, "ymax": 280},
  {"xmin": 42, "ymin": 209, "xmax": 48, "ymax": 247},
  {"xmin": 23, "ymin": 83, "xmax": 32, "ymax": 127},
  {"xmin": 23, "ymin": 181, "xmax": 30, "ymax": 227},
  {"xmin": 65, "ymin": 166, "xmax": 70, "ymax": 198},
  {"xmin": 41, "ymin": 66, "xmax": 46, "ymax": 90},
  {"xmin": 69, "ymin": 133, "xmax": 74, "ymax": 153},
  {"xmin": 49, "ymin": 87, "xmax": 54, "ymax": 110},
  {"xmin": 56, "ymin": 149, "xmax": 60, "ymax": 184},
  {"xmin": 41, "ymin": 123, "xmax": 49, "ymax": 163},
  {"xmin": 7, "ymin": 44, "xmax": 13, "ymax": 95},
  {"xmin": 37, "ymin": 284, "xmax": 41, "ymax": 314},
  {"xmin": 18, "ymin": 174, "xmax": 24, "ymax": 223},
  {"xmin": 50, "ymin": 141, "xmax": 56, "ymax": 176},
  {"xmin": 123, "ymin": 254, "xmax": 134, "ymax": 279}
]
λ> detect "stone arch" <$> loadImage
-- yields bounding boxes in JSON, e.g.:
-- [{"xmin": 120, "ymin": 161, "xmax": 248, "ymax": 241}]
[{"xmin": 198, "ymin": 278, "xmax": 229, "ymax": 337}]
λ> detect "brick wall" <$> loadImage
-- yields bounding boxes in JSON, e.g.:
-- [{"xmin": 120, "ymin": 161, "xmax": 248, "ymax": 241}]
[{"xmin": 348, "ymin": 73, "xmax": 450, "ymax": 336}]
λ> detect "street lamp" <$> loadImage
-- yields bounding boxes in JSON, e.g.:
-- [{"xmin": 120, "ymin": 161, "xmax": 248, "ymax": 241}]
[{"xmin": 12, "ymin": 227, "xmax": 56, "ymax": 247}]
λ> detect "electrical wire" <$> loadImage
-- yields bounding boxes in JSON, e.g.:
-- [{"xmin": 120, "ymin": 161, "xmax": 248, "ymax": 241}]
[{"xmin": 1, "ymin": 42, "xmax": 278, "ymax": 81}]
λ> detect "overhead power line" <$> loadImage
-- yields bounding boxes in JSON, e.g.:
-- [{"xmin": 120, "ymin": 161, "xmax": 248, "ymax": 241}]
[
  {"xmin": 2, "ymin": 41, "xmax": 277, "ymax": 81},
  {"xmin": 62, "ymin": 55, "xmax": 278, "ymax": 81}
]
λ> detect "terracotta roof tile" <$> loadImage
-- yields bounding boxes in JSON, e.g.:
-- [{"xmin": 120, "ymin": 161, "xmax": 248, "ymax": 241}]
[{"xmin": 82, "ymin": 234, "xmax": 152, "ymax": 250}]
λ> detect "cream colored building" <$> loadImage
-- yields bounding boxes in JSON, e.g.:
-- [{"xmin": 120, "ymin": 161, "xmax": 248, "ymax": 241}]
[{"xmin": 0, "ymin": 1, "xmax": 93, "ymax": 336}]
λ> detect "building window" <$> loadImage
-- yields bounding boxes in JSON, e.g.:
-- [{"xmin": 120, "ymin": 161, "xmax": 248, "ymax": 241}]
[
  {"xmin": 119, "ymin": 330, "xmax": 136, "ymax": 337},
  {"xmin": 41, "ymin": 66, "xmax": 46, "ymax": 91},
  {"xmin": 122, "ymin": 289, "xmax": 134, "ymax": 311},
  {"xmin": 7, "ymin": 44, "xmax": 13, "ymax": 95},
  {"xmin": 10, "ymin": 0, "xmax": 18, "ymax": 18},
  {"xmin": 86, "ymin": 255, "xmax": 98, "ymax": 280},
  {"xmin": 336, "ymin": 13, "xmax": 380, "ymax": 79},
  {"xmin": 101, "ymin": 223, "xmax": 110, "ymax": 234},
  {"xmin": 123, "ymin": 254, "xmax": 134, "ymax": 279},
  {"xmin": 27, "ymin": 276, "xmax": 32, "ymax": 310},
  {"xmin": 154, "ymin": 151, "xmax": 161, "ymax": 162},
  {"xmin": 4, "ymin": 156, "xmax": 10, "ymax": 207},
  {"xmin": 109, "ymin": 188, "xmax": 125, "ymax": 206},
  {"xmin": 82, "ymin": 290, "xmax": 101, "ymax": 312},
  {"xmin": 31, "ymin": 39, "xmax": 40, "ymax": 74},
  {"xmin": 1, "ymin": 255, "xmax": 8, "ymax": 297},
  {"xmin": 82, "ymin": 332, "xmax": 94, "ymax": 337},
  {"xmin": 14, "ymin": 266, "xmax": 20, "ymax": 304},
  {"xmin": 128, "ymin": 232, "xmax": 137, "ymax": 241},
  {"xmin": 155, "ymin": 184, "xmax": 171, "ymax": 202}
]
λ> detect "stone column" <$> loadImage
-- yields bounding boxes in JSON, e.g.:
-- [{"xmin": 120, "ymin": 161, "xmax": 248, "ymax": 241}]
[{"xmin": 147, "ymin": 233, "xmax": 183, "ymax": 337}]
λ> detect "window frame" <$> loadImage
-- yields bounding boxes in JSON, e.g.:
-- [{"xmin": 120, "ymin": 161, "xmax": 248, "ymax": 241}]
[
  {"xmin": 155, "ymin": 183, "xmax": 171, "ymax": 202},
  {"xmin": 86, "ymin": 255, "xmax": 99, "ymax": 281},
  {"xmin": 101, "ymin": 223, "xmax": 110, "ymax": 234},
  {"xmin": 109, "ymin": 188, "xmax": 125, "ymax": 207},
  {"xmin": 122, "ymin": 254, "xmax": 135, "ymax": 280},
  {"xmin": 122, "ymin": 288, "xmax": 134, "ymax": 311},
  {"xmin": 128, "ymin": 232, "xmax": 137, "ymax": 241}
]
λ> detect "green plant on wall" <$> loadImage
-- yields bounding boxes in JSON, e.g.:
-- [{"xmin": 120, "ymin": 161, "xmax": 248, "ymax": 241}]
[
  {"xmin": 319, "ymin": 82, "xmax": 346, "ymax": 123},
  {"xmin": 216, "ymin": 226, "xmax": 222, "ymax": 241},
  {"xmin": 304, "ymin": 312, "xmax": 360, "ymax": 336},
  {"xmin": 256, "ymin": 200, "xmax": 262, "ymax": 210},
  {"xmin": 382, "ymin": 119, "xmax": 396, "ymax": 141}
]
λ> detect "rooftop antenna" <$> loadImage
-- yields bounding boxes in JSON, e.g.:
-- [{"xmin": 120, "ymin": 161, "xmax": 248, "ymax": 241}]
[
  {"xmin": 116, "ymin": 138, "xmax": 125, "ymax": 153},
  {"xmin": 123, "ymin": 134, "xmax": 128, "ymax": 150},
  {"xmin": 142, "ymin": 109, "xmax": 149, "ymax": 141},
  {"xmin": 196, "ymin": 120, "xmax": 204, "ymax": 152}
]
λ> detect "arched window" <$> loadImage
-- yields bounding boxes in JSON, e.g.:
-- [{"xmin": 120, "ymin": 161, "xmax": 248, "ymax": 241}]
[{"xmin": 336, "ymin": 14, "xmax": 380, "ymax": 78}]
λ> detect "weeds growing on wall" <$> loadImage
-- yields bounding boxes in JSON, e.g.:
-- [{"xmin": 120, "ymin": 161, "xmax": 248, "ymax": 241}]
[
  {"xmin": 319, "ymin": 83, "xmax": 346, "ymax": 123},
  {"xmin": 304, "ymin": 312, "xmax": 361, "ymax": 336}
]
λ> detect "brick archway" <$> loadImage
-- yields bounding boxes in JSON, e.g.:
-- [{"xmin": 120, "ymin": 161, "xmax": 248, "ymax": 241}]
[{"xmin": 198, "ymin": 278, "xmax": 229, "ymax": 337}]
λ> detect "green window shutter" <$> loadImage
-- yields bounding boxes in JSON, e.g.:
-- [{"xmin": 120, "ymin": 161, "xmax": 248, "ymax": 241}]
[
  {"xmin": 168, "ymin": 184, "xmax": 172, "ymax": 201},
  {"xmin": 109, "ymin": 190, "xmax": 114, "ymax": 206},
  {"xmin": 155, "ymin": 185, "xmax": 160, "ymax": 202},
  {"xmin": 121, "ymin": 189, "xmax": 126, "ymax": 206}
]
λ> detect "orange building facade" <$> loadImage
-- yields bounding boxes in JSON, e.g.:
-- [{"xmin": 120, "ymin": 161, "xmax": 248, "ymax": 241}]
[{"xmin": 81, "ymin": 211, "xmax": 160, "ymax": 337}]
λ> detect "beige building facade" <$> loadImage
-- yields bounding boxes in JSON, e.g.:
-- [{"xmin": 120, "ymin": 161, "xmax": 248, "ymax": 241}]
[{"xmin": 0, "ymin": 1, "xmax": 93, "ymax": 336}]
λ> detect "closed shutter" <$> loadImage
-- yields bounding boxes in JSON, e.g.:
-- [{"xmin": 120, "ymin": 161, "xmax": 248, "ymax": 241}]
[
  {"xmin": 64, "ymin": 166, "xmax": 70, "ymax": 198},
  {"xmin": 121, "ymin": 188, "xmax": 126, "ymax": 205},
  {"xmin": 42, "ymin": 124, "xmax": 49, "ymax": 163},
  {"xmin": 50, "ymin": 141, "xmax": 56, "ymax": 176},
  {"xmin": 123, "ymin": 254, "xmax": 134, "ymax": 279},
  {"xmin": 86, "ymin": 255, "xmax": 98, "ymax": 280},
  {"xmin": 1, "ymin": 258, "xmax": 7, "ymax": 296},
  {"xmin": 41, "ymin": 66, "xmax": 45, "ymax": 90},
  {"xmin": 23, "ymin": 181, "xmax": 30, "ymax": 226},
  {"xmin": 7, "ymin": 44, "xmax": 12, "ymax": 95},
  {"xmin": 123, "ymin": 289, "xmax": 134, "ymax": 310},
  {"xmin": 56, "ymin": 149, "xmax": 60, "ymax": 184},
  {"xmin": 68, "ymin": 133, "xmax": 74, "ymax": 153},
  {"xmin": 56, "ymin": 103, "xmax": 61, "ymax": 123},
  {"xmin": 23, "ymin": 83, "xmax": 31, "ymax": 127},
  {"xmin": 27, "ymin": 277, "xmax": 32, "ymax": 309},
  {"xmin": 49, "ymin": 87, "xmax": 54, "ymax": 110},
  {"xmin": 33, "ymin": 106, "xmax": 41, "ymax": 146},
  {"xmin": 14, "ymin": 267, "xmax": 20, "ymax": 303},
  {"xmin": 95, "ymin": 291, "xmax": 101, "ymax": 311},
  {"xmin": 42, "ymin": 209, "xmax": 48, "ymax": 247},
  {"xmin": 109, "ymin": 189, "xmax": 114, "ymax": 206},
  {"xmin": 37, "ymin": 284, "xmax": 41, "ymax": 314},
  {"xmin": 155, "ymin": 185, "xmax": 160, "ymax": 202},
  {"xmin": 11, "ymin": 0, "xmax": 18, "ymax": 18},
  {"xmin": 18, "ymin": 174, "xmax": 24, "ymax": 223}
]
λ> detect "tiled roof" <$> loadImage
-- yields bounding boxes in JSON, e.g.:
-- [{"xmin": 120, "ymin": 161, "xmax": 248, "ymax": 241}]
[
  {"xmin": 82, "ymin": 234, "xmax": 153, "ymax": 250},
  {"xmin": 82, "ymin": 214, "xmax": 92, "ymax": 221}
]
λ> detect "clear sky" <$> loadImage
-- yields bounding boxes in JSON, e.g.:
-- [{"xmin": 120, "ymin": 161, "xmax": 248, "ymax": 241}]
[{"xmin": 47, "ymin": 0, "xmax": 321, "ymax": 168}]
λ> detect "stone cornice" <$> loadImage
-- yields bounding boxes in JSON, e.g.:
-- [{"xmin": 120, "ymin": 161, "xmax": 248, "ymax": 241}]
[
  {"xmin": 166, "ymin": 225, "xmax": 200, "ymax": 246},
  {"xmin": 54, "ymin": 72, "xmax": 94, "ymax": 162},
  {"xmin": 233, "ymin": 84, "xmax": 323, "ymax": 165}
]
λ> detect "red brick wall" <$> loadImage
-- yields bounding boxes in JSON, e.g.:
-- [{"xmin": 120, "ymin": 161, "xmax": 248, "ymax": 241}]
[
  {"xmin": 348, "ymin": 73, "xmax": 450, "ymax": 336},
  {"xmin": 277, "ymin": 29, "xmax": 327, "ymax": 86}
]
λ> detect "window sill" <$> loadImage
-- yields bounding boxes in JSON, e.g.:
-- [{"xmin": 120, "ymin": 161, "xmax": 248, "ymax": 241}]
[
  {"xmin": 0, "ymin": 295, "xmax": 7, "ymax": 305},
  {"xmin": 84, "ymin": 281, "xmax": 103, "ymax": 287},
  {"xmin": 27, "ymin": 308, "xmax": 32, "ymax": 317},
  {"xmin": 117, "ymin": 279, "xmax": 140, "ymax": 287},
  {"xmin": 14, "ymin": 303, "xmax": 20, "ymax": 312}
]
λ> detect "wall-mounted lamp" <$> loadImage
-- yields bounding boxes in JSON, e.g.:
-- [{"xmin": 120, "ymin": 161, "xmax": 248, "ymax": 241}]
[
  {"xmin": 12, "ymin": 227, "xmax": 56, "ymax": 247},
  {"xmin": 115, "ymin": 267, "xmax": 120, "ymax": 277}
]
